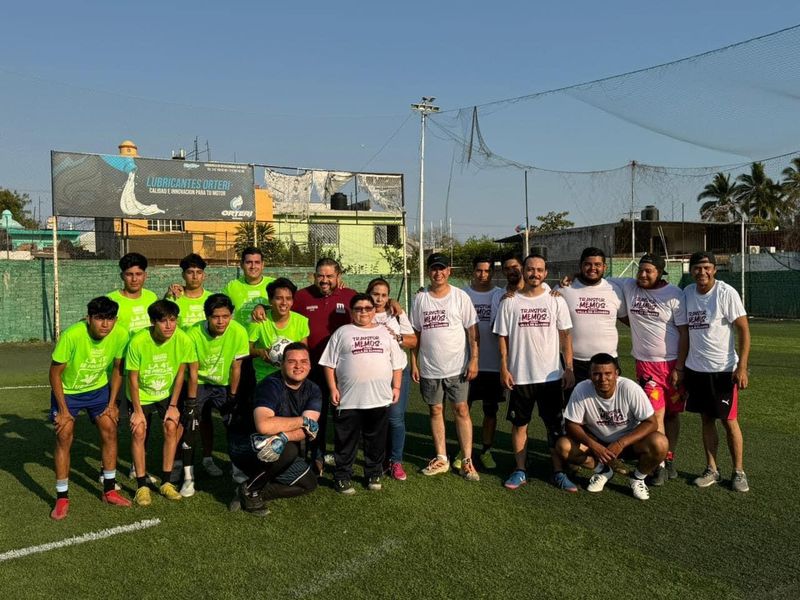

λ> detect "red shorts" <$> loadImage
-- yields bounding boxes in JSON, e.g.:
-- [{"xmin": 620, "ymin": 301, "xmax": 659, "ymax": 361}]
[{"xmin": 635, "ymin": 360, "xmax": 685, "ymax": 414}]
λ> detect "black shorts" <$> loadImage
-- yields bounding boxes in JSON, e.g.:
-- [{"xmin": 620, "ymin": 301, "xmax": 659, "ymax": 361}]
[
  {"xmin": 506, "ymin": 380, "xmax": 565, "ymax": 447},
  {"xmin": 195, "ymin": 384, "xmax": 230, "ymax": 420},
  {"xmin": 468, "ymin": 372, "xmax": 506, "ymax": 404},
  {"xmin": 684, "ymin": 368, "xmax": 739, "ymax": 420},
  {"xmin": 131, "ymin": 398, "xmax": 172, "ymax": 420},
  {"xmin": 572, "ymin": 359, "xmax": 592, "ymax": 385}
]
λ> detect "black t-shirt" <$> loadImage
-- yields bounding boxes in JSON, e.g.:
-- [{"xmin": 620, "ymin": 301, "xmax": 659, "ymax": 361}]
[{"xmin": 228, "ymin": 374, "xmax": 322, "ymax": 436}]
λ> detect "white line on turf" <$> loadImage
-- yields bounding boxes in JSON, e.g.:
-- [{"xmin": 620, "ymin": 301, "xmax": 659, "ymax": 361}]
[
  {"xmin": 288, "ymin": 537, "xmax": 402, "ymax": 598},
  {"xmin": 0, "ymin": 518, "xmax": 161, "ymax": 562},
  {"xmin": 0, "ymin": 385, "xmax": 50, "ymax": 390}
]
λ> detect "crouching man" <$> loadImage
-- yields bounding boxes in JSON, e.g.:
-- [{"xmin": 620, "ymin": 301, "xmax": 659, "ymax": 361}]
[
  {"xmin": 227, "ymin": 342, "xmax": 320, "ymax": 516},
  {"xmin": 555, "ymin": 353, "xmax": 668, "ymax": 500}
]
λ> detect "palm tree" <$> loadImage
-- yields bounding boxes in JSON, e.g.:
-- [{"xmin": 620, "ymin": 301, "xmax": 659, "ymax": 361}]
[
  {"xmin": 735, "ymin": 162, "xmax": 784, "ymax": 229},
  {"xmin": 780, "ymin": 157, "xmax": 800, "ymax": 225},
  {"xmin": 697, "ymin": 172, "xmax": 740, "ymax": 222}
]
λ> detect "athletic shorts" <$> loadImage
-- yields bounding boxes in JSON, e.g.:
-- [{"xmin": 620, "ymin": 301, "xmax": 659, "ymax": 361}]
[
  {"xmin": 636, "ymin": 360, "xmax": 685, "ymax": 414},
  {"xmin": 467, "ymin": 372, "xmax": 505, "ymax": 404},
  {"xmin": 684, "ymin": 368, "xmax": 738, "ymax": 420},
  {"xmin": 506, "ymin": 380, "xmax": 564, "ymax": 447},
  {"xmin": 195, "ymin": 384, "xmax": 229, "ymax": 420},
  {"xmin": 49, "ymin": 387, "xmax": 109, "ymax": 423},
  {"xmin": 572, "ymin": 359, "xmax": 592, "ymax": 385},
  {"xmin": 130, "ymin": 398, "xmax": 173, "ymax": 421},
  {"xmin": 420, "ymin": 376, "xmax": 469, "ymax": 406}
]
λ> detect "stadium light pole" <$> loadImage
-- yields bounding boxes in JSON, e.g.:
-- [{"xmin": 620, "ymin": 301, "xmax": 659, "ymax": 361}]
[{"xmin": 412, "ymin": 97, "xmax": 439, "ymax": 290}]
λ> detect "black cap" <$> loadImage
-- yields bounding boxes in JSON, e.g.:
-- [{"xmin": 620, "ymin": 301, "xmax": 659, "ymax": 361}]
[
  {"xmin": 426, "ymin": 253, "xmax": 450, "ymax": 269},
  {"xmin": 689, "ymin": 251, "xmax": 716, "ymax": 266},
  {"xmin": 639, "ymin": 253, "xmax": 667, "ymax": 274}
]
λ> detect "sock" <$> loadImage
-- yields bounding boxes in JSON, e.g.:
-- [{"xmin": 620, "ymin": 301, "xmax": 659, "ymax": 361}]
[
  {"xmin": 659, "ymin": 460, "xmax": 665, "ymax": 468},
  {"xmin": 202, "ymin": 456, "xmax": 214, "ymax": 465},
  {"xmin": 162, "ymin": 471, "xmax": 172, "ymax": 485},
  {"xmin": 102, "ymin": 470, "xmax": 116, "ymax": 493},
  {"xmin": 56, "ymin": 479, "xmax": 69, "ymax": 499},
  {"xmin": 437, "ymin": 454, "xmax": 448, "ymax": 463},
  {"xmin": 666, "ymin": 451, "xmax": 674, "ymax": 462},
  {"xmin": 183, "ymin": 465, "xmax": 193, "ymax": 482},
  {"xmin": 136, "ymin": 476, "xmax": 147, "ymax": 489},
  {"xmin": 594, "ymin": 463, "xmax": 611, "ymax": 475},
  {"xmin": 633, "ymin": 469, "xmax": 647, "ymax": 480},
  {"xmin": 482, "ymin": 445, "xmax": 492, "ymax": 453}
]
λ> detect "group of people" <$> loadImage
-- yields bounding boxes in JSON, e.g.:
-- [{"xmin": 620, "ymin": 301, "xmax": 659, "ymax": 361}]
[{"xmin": 47, "ymin": 243, "xmax": 750, "ymax": 520}]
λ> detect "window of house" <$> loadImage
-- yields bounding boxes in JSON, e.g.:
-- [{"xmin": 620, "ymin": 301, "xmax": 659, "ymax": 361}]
[
  {"xmin": 309, "ymin": 223, "xmax": 339, "ymax": 245},
  {"xmin": 374, "ymin": 224, "xmax": 400, "ymax": 246},
  {"xmin": 146, "ymin": 219, "xmax": 184, "ymax": 232}
]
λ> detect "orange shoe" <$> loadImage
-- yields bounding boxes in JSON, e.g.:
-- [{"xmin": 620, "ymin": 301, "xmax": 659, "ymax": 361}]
[
  {"xmin": 102, "ymin": 490, "xmax": 132, "ymax": 507},
  {"xmin": 50, "ymin": 498, "xmax": 69, "ymax": 520}
]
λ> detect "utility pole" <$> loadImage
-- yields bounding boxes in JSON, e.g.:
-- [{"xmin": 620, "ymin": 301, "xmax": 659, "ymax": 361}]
[
  {"xmin": 524, "ymin": 170, "xmax": 530, "ymax": 257},
  {"xmin": 411, "ymin": 97, "xmax": 440, "ymax": 290}
]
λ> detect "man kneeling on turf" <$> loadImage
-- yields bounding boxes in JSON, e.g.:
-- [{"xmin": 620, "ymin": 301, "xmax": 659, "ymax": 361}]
[
  {"xmin": 127, "ymin": 300, "xmax": 198, "ymax": 506},
  {"xmin": 49, "ymin": 297, "xmax": 132, "ymax": 520},
  {"xmin": 556, "ymin": 353, "xmax": 668, "ymax": 500},
  {"xmin": 227, "ymin": 342, "xmax": 320, "ymax": 516}
]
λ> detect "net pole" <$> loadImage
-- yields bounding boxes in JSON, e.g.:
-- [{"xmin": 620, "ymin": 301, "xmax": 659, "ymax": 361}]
[
  {"xmin": 740, "ymin": 216, "xmax": 746, "ymax": 307},
  {"xmin": 49, "ymin": 152, "xmax": 61, "ymax": 340},
  {"xmin": 401, "ymin": 174, "xmax": 409, "ymax": 310}
]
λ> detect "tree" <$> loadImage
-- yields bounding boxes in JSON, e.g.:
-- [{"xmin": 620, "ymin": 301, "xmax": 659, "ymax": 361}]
[
  {"xmin": 532, "ymin": 211, "xmax": 574, "ymax": 233},
  {"xmin": 0, "ymin": 188, "xmax": 38, "ymax": 229},
  {"xmin": 780, "ymin": 156, "xmax": 800, "ymax": 226},
  {"xmin": 736, "ymin": 162, "xmax": 784, "ymax": 229},
  {"xmin": 234, "ymin": 222, "xmax": 280, "ymax": 260},
  {"xmin": 697, "ymin": 172, "xmax": 740, "ymax": 222}
]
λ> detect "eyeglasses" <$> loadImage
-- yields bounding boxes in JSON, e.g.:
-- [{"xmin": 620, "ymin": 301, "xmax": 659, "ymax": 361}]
[{"xmin": 352, "ymin": 306, "xmax": 374, "ymax": 312}]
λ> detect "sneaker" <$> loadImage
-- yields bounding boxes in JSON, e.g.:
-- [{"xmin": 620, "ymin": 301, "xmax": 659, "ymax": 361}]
[
  {"xmin": 323, "ymin": 453, "xmax": 336, "ymax": 467},
  {"xmin": 452, "ymin": 451, "xmax": 463, "ymax": 471},
  {"xmin": 649, "ymin": 465, "xmax": 668, "ymax": 487},
  {"xmin": 159, "ymin": 482, "xmax": 182, "ymax": 501},
  {"xmin": 97, "ymin": 472, "xmax": 122, "ymax": 491},
  {"xmin": 202, "ymin": 457, "xmax": 223, "ymax": 477},
  {"xmin": 461, "ymin": 457, "xmax": 480, "ymax": 482},
  {"xmin": 504, "ymin": 470, "xmax": 527, "ymax": 490},
  {"xmin": 335, "ymin": 479, "xmax": 356, "ymax": 495},
  {"xmin": 732, "ymin": 470, "xmax": 750, "ymax": 493},
  {"xmin": 50, "ymin": 498, "xmax": 69, "ymax": 520},
  {"xmin": 134, "ymin": 486, "xmax": 152, "ymax": 507},
  {"xmin": 367, "ymin": 476, "xmax": 382, "ymax": 491},
  {"xmin": 553, "ymin": 472, "xmax": 578, "ymax": 493},
  {"xmin": 180, "ymin": 479, "xmax": 196, "ymax": 498},
  {"xmin": 231, "ymin": 464, "xmax": 248, "ymax": 484},
  {"xmin": 102, "ymin": 490, "xmax": 131, "ymax": 507},
  {"xmin": 693, "ymin": 466, "xmax": 720, "ymax": 488},
  {"xmin": 629, "ymin": 476, "xmax": 650, "ymax": 500},
  {"xmin": 389, "ymin": 461, "xmax": 407, "ymax": 481},
  {"xmin": 421, "ymin": 456, "xmax": 450, "ymax": 476},
  {"xmin": 665, "ymin": 459, "xmax": 678, "ymax": 480},
  {"xmin": 228, "ymin": 494, "xmax": 241, "ymax": 512},
  {"xmin": 479, "ymin": 450, "xmax": 496, "ymax": 470},
  {"xmin": 587, "ymin": 467, "xmax": 614, "ymax": 493}
]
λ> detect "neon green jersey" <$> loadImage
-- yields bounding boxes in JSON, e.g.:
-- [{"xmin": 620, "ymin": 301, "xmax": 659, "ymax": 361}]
[
  {"xmin": 222, "ymin": 276, "xmax": 275, "ymax": 326},
  {"xmin": 52, "ymin": 321, "xmax": 129, "ymax": 395},
  {"xmin": 248, "ymin": 311, "xmax": 310, "ymax": 382},
  {"xmin": 169, "ymin": 290, "xmax": 212, "ymax": 330},
  {"xmin": 125, "ymin": 328, "xmax": 197, "ymax": 404},
  {"xmin": 107, "ymin": 289, "xmax": 158, "ymax": 334},
  {"xmin": 187, "ymin": 320, "xmax": 249, "ymax": 386}
]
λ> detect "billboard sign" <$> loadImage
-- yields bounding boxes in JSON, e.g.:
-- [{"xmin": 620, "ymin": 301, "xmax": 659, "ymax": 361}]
[{"xmin": 51, "ymin": 151, "xmax": 255, "ymax": 221}]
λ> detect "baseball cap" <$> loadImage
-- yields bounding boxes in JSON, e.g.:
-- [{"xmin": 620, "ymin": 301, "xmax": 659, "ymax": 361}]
[
  {"xmin": 639, "ymin": 253, "xmax": 667, "ymax": 274},
  {"xmin": 689, "ymin": 251, "xmax": 716, "ymax": 266},
  {"xmin": 426, "ymin": 253, "xmax": 450, "ymax": 269}
]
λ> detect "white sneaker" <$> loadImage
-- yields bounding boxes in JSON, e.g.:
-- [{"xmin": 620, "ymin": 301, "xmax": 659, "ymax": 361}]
[
  {"xmin": 202, "ymin": 457, "xmax": 224, "ymax": 477},
  {"xmin": 629, "ymin": 476, "xmax": 650, "ymax": 500},
  {"xmin": 587, "ymin": 467, "xmax": 614, "ymax": 493},
  {"xmin": 231, "ymin": 464, "xmax": 248, "ymax": 484},
  {"xmin": 180, "ymin": 479, "xmax": 196, "ymax": 498}
]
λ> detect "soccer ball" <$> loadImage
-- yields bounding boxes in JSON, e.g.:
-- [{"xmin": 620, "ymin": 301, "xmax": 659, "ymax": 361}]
[{"xmin": 267, "ymin": 338, "xmax": 293, "ymax": 367}]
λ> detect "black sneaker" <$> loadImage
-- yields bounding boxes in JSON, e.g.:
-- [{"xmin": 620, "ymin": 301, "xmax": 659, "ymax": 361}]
[
  {"xmin": 335, "ymin": 479, "xmax": 356, "ymax": 495},
  {"xmin": 367, "ymin": 476, "xmax": 382, "ymax": 491},
  {"xmin": 665, "ymin": 460, "xmax": 678, "ymax": 480},
  {"xmin": 649, "ymin": 465, "xmax": 668, "ymax": 487}
]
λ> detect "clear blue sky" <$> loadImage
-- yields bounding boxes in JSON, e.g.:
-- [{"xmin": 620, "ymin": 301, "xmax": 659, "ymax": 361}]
[{"xmin": 2, "ymin": 1, "xmax": 800, "ymax": 238}]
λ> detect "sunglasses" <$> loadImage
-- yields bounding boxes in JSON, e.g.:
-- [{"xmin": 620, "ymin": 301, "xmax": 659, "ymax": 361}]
[{"xmin": 352, "ymin": 306, "xmax": 375, "ymax": 312}]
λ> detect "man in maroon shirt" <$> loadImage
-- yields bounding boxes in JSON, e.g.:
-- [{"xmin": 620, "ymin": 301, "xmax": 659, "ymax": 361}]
[{"xmin": 293, "ymin": 258, "xmax": 357, "ymax": 473}]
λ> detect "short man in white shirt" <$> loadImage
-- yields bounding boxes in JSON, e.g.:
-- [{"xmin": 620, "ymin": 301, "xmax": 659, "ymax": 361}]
[
  {"xmin": 494, "ymin": 254, "xmax": 577, "ymax": 492},
  {"xmin": 411, "ymin": 253, "xmax": 480, "ymax": 481},
  {"xmin": 462, "ymin": 256, "xmax": 505, "ymax": 470},
  {"xmin": 555, "ymin": 247, "xmax": 626, "ymax": 384},
  {"xmin": 683, "ymin": 252, "xmax": 751, "ymax": 492},
  {"xmin": 611, "ymin": 253, "xmax": 688, "ymax": 486},
  {"xmin": 556, "ymin": 353, "xmax": 668, "ymax": 500}
]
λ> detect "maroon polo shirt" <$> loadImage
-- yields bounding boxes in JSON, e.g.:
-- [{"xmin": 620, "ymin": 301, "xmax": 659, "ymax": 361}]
[{"xmin": 293, "ymin": 285, "xmax": 358, "ymax": 362}]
